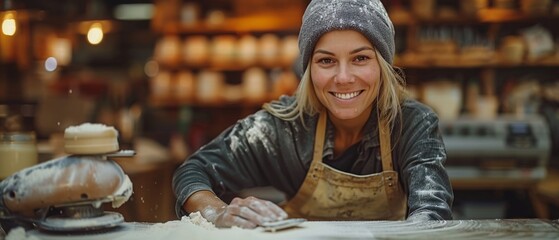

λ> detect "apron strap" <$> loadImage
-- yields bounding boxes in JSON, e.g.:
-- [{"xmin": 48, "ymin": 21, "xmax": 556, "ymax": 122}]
[
  {"xmin": 312, "ymin": 111, "xmax": 327, "ymax": 165},
  {"xmin": 379, "ymin": 119, "xmax": 394, "ymax": 171},
  {"xmin": 379, "ymin": 118, "xmax": 404, "ymax": 217},
  {"xmin": 284, "ymin": 111, "xmax": 327, "ymax": 209}
]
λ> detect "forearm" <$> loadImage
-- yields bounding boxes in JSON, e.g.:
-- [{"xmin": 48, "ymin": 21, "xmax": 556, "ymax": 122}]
[
  {"xmin": 398, "ymin": 108, "xmax": 454, "ymax": 220},
  {"xmin": 404, "ymin": 161, "xmax": 454, "ymax": 220},
  {"xmin": 183, "ymin": 190, "xmax": 227, "ymax": 223}
]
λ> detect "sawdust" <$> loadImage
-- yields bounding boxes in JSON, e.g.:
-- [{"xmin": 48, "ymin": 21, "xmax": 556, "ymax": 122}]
[
  {"xmin": 186, "ymin": 211, "xmax": 216, "ymax": 230},
  {"xmin": 14, "ymin": 212, "xmax": 306, "ymax": 240},
  {"xmin": 112, "ymin": 211, "xmax": 263, "ymax": 240},
  {"xmin": 4, "ymin": 227, "xmax": 40, "ymax": 240}
]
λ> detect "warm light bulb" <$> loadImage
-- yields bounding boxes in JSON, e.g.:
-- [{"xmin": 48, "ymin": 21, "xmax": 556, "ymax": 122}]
[
  {"xmin": 2, "ymin": 13, "xmax": 16, "ymax": 36},
  {"xmin": 44, "ymin": 57, "xmax": 58, "ymax": 72},
  {"xmin": 144, "ymin": 60, "xmax": 159, "ymax": 77},
  {"xmin": 87, "ymin": 23, "xmax": 104, "ymax": 45}
]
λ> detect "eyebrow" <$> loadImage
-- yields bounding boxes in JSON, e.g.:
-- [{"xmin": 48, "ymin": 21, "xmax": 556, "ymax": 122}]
[{"xmin": 313, "ymin": 46, "xmax": 375, "ymax": 56}]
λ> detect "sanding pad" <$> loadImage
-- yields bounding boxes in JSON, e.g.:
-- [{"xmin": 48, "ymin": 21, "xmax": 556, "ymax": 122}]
[{"xmin": 64, "ymin": 123, "xmax": 119, "ymax": 155}]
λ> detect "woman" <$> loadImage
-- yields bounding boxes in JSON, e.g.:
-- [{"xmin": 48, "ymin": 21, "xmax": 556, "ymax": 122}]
[{"xmin": 173, "ymin": 0, "xmax": 453, "ymax": 228}]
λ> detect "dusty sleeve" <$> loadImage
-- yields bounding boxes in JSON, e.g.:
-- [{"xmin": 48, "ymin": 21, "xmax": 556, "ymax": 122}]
[
  {"xmin": 398, "ymin": 108, "xmax": 454, "ymax": 221},
  {"xmin": 172, "ymin": 111, "xmax": 288, "ymax": 218}
]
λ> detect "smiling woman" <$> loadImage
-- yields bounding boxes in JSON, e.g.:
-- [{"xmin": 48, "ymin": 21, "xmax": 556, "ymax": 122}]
[
  {"xmin": 172, "ymin": 0, "xmax": 454, "ymax": 228},
  {"xmin": 310, "ymin": 30, "xmax": 381, "ymax": 123}
]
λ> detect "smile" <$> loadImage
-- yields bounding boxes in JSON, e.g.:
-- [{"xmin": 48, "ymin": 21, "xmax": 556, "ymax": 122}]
[{"xmin": 331, "ymin": 90, "xmax": 364, "ymax": 100}]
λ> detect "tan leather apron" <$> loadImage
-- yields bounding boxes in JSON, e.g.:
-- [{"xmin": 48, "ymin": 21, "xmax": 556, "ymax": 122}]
[{"xmin": 283, "ymin": 111, "xmax": 407, "ymax": 220}]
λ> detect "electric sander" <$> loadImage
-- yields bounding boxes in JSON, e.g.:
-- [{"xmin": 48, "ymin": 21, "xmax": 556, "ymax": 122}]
[{"xmin": 0, "ymin": 123, "xmax": 134, "ymax": 233}]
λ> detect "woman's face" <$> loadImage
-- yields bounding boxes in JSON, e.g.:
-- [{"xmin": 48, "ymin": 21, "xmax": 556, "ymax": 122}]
[{"xmin": 310, "ymin": 30, "xmax": 381, "ymax": 121}]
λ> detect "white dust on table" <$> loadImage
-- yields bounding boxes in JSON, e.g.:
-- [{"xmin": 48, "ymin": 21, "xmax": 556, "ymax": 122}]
[
  {"xmin": 186, "ymin": 211, "xmax": 216, "ymax": 230},
  {"xmin": 113, "ymin": 211, "xmax": 267, "ymax": 240},
  {"xmin": 4, "ymin": 227, "xmax": 40, "ymax": 240}
]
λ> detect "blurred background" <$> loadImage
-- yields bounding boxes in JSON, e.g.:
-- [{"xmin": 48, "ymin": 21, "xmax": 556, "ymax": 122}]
[{"xmin": 1, "ymin": 0, "xmax": 559, "ymax": 222}]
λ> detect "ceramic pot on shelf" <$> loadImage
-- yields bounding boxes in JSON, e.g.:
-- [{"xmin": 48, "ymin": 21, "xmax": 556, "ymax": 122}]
[{"xmin": 0, "ymin": 132, "xmax": 38, "ymax": 179}]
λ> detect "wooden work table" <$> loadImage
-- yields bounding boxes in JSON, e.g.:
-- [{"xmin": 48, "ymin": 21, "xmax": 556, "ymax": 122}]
[{"xmin": 25, "ymin": 219, "xmax": 559, "ymax": 240}]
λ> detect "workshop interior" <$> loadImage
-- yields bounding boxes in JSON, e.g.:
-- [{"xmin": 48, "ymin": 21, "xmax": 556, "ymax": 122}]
[{"xmin": 1, "ymin": 0, "xmax": 559, "ymax": 237}]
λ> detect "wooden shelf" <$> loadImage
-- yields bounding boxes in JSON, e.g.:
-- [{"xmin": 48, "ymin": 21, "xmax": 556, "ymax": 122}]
[
  {"xmin": 155, "ymin": 14, "xmax": 302, "ymax": 35},
  {"xmin": 397, "ymin": 61, "xmax": 559, "ymax": 69},
  {"xmin": 393, "ymin": 9, "xmax": 559, "ymax": 26},
  {"xmin": 149, "ymin": 98, "xmax": 269, "ymax": 109},
  {"xmin": 476, "ymin": 9, "xmax": 559, "ymax": 24},
  {"xmin": 157, "ymin": 61, "xmax": 294, "ymax": 72}
]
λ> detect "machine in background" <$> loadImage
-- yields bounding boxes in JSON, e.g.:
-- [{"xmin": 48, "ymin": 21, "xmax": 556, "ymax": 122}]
[{"xmin": 440, "ymin": 114, "xmax": 551, "ymax": 180}]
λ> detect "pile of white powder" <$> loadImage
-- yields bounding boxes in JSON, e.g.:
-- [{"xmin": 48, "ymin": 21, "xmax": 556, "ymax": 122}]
[
  {"xmin": 185, "ymin": 211, "xmax": 217, "ymax": 230},
  {"xmin": 113, "ymin": 211, "xmax": 262, "ymax": 240},
  {"xmin": 6, "ymin": 212, "xmax": 301, "ymax": 240},
  {"xmin": 4, "ymin": 227, "xmax": 40, "ymax": 240}
]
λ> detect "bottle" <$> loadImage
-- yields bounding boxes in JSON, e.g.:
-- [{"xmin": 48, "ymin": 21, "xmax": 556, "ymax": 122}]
[{"xmin": 0, "ymin": 132, "xmax": 38, "ymax": 179}]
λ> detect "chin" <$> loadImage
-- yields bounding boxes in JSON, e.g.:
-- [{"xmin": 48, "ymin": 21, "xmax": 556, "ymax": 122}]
[{"xmin": 330, "ymin": 110, "xmax": 362, "ymax": 120}]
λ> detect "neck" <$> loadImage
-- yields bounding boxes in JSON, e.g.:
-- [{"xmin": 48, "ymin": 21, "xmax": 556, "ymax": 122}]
[{"xmin": 329, "ymin": 108, "xmax": 372, "ymax": 156}]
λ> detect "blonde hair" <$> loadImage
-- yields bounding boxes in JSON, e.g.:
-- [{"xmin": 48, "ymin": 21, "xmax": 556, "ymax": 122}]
[{"xmin": 264, "ymin": 50, "xmax": 407, "ymax": 129}]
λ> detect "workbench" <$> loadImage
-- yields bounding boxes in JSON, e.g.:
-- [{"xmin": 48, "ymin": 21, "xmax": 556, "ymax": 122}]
[{"xmin": 22, "ymin": 219, "xmax": 559, "ymax": 240}]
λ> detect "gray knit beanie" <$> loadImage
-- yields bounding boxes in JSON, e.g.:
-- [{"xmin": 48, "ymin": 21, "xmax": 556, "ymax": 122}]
[{"xmin": 296, "ymin": 0, "xmax": 395, "ymax": 76}]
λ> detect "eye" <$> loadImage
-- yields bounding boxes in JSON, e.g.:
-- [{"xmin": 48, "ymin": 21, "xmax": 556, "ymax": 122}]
[
  {"xmin": 354, "ymin": 55, "xmax": 370, "ymax": 62},
  {"xmin": 317, "ymin": 58, "xmax": 335, "ymax": 65}
]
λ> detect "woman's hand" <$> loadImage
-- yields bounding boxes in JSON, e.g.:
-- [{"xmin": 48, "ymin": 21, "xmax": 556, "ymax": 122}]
[{"xmin": 211, "ymin": 196, "xmax": 288, "ymax": 229}]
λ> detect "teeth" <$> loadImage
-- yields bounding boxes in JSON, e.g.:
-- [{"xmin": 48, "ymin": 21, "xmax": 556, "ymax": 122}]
[{"xmin": 334, "ymin": 91, "xmax": 360, "ymax": 100}]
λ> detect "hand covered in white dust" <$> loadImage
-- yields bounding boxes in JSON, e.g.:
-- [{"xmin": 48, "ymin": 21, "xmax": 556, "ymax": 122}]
[{"xmin": 212, "ymin": 196, "xmax": 288, "ymax": 229}]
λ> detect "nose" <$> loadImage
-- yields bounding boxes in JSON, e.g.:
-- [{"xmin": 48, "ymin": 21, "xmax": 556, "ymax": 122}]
[{"xmin": 334, "ymin": 63, "xmax": 354, "ymax": 84}]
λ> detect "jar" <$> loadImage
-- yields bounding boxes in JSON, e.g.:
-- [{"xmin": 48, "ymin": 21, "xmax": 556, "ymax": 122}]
[
  {"xmin": 0, "ymin": 132, "xmax": 38, "ymax": 179},
  {"xmin": 196, "ymin": 70, "xmax": 224, "ymax": 103},
  {"xmin": 242, "ymin": 67, "xmax": 268, "ymax": 103},
  {"xmin": 500, "ymin": 36, "xmax": 525, "ymax": 64}
]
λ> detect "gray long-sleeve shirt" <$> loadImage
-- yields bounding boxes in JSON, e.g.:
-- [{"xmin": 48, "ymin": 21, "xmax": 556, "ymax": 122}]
[{"xmin": 172, "ymin": 96, "xmax": 454, "ymax": 220}]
